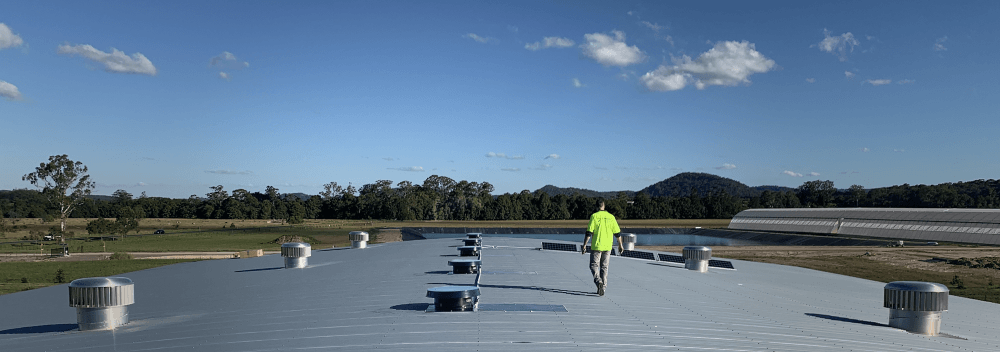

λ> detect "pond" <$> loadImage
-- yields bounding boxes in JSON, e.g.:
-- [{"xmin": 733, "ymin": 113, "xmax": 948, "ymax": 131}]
[{"xmin": 418, "ymin": 233, "xmax": 766, "ymax": 246}]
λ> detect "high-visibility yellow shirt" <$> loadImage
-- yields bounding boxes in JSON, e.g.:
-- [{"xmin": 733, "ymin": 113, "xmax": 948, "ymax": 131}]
[{"xmin": 587, "ymin": 210, "xmax": 620, "ymax": 251}]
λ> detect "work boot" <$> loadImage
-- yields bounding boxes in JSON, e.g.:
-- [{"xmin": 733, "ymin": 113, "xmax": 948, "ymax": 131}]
[
  {"xmin": 594, "ymin": 278, "xmax": 602, "ymax": 294},
  {"xmin": 598, "ymin": 285, "xmax": 605, "ymax": 296}
]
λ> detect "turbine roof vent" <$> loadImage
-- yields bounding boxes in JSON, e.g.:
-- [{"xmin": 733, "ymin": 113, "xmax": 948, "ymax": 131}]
[
  {"xmin": 884, "ymin": 281, "xmax": 949, "ymax": 311},
  {"xmin": 281, "ymin": 242, "xmax": 311, "ymax": 268},
  {"xmin": 349, "ymin": 231, "xmax": 369, "ymax": 249},
  {"xmin": 69, "ymin": 277, "xmax": 135, "ymax": 308},
  {"xmin": 281, "ymin": 242, "xmax": 311, "ymax": 258},
  {"xmin": 69, "ymin": 277, "xmax": 135, "ymax": 331},
  {"xmin": 349, "ymin": 231, "xmax": 369, "ymax": 242},
  {"xmin": 682, "ymin": 246, "xmax": 712, "ymax": 272},
  {"xmin": 884, "ymin": 281, "xmax": 949, "ymax": 335}
]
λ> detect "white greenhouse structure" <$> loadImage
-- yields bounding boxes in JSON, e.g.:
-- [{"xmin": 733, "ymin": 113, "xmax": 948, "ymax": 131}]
[{"xmin": 729, "ymin": 208, "xmax": 1000, "ymax": 245}]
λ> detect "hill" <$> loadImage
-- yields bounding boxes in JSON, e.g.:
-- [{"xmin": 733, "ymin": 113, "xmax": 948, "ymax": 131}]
[
  {"xmin": 640, "ymin": 172, "xmax": 757, "ymax": 197},
  {"xmin": 534, "ymin": 185, "xmax": 631, "ymax": 198}
]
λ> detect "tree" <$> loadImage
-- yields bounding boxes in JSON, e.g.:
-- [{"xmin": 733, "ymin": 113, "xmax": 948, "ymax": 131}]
[
  {"xmin": 22, "ymin": 155, "xmax": 96, "ymax": 241},
  {"xmin": 112, "ymin": 189, "xmax": 133, "ymax": 204},
  {"xmin": 114, "ymin": 206, "xmax": 141, "ymax": 240},
  {"xmin": 797, "ymin": 180, "xmax": 836, "ymax": 207},
  {"xmin": 848, "ymin": 184, "xmax": 866, "ymax": 207}
]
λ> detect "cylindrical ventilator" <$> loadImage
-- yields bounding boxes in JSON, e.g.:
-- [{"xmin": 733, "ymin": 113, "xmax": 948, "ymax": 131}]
[
  {"xmin": 682, "ymin": 246, "xmax": 712, "ymax": 272},
  {"xmin": 69, "ymin": 277, "xmax": 135, "ymax": 331},
  {"xmin": 427, "ymin": 286, "xmax": 480, "ymax": 312},
  {"xmin": 884, "ymin": 281, "xmax": 949, "ymax": 335},
  {"xmin": 448, "ymin": 259, "xmax": 482, "ymax": 274},
  {"xmin": 281, "ymin": 242, "xmax": 311, "ymax": 268},
  {"xmin": 349, "ymin": 231, "xmax": 369, "ymax": 249},
  {"xmin": 458, "ymin": 246, "xmax": 480, "ymax": 257},
  {"xmin": 621, "ymin": 233, "xmax": 636, "ymax": 251}
]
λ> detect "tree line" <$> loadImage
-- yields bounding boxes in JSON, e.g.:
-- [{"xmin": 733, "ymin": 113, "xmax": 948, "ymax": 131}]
[{"xmin": 6, "ymin": 155, "xmax": 1000, "ymax": 229}]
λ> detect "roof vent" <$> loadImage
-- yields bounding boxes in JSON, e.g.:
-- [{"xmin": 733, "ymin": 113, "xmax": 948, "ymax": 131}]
[
  {"xmin": 682, "ymin": 246, "xmax": 712, "ymax": 272},
  {"xmin": 467, "ymin": 233, "xmax": 482, "ymax": 239},
  {"xmin": 621, "ymin": 233, "xmax": 636, "ymax": 251},
  {"xmin": 426, "ymin": 286, "xmax": 480, "ymax": 312},
  {"xmin": 68, "ymin": 277, "xmax": 135, "ymax": 331},
  {"xmin": 463, "ymin": 238, "xmax": 481, "ymax": 246},
  {"xmin": 884, "ymin": 281, "xmax": 949, "ymax": 335},
  {"xmin": 349, "ymin": 231, "xmax": 369, "ymax": 249},
  {"xmin": 281, "ymin": 242, "xmax": 311, "ymax": 268},
  {"xmin": 448, "ymin": 259, "xmax": 482, "ymax": 274},
  {"xmin": 458, "ymin": 245, "xmax": 481, "ymax": 257}
]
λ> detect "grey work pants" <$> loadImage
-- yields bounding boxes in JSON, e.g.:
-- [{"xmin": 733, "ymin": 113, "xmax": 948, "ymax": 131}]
[{"xmin": 590, "ymin": 250, "xmax": 611, "ymax": 287}]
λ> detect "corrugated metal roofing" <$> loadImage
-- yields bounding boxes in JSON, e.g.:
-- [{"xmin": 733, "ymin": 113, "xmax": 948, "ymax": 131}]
[
  {"xmin": 730, "ymin": 208, "xmax": 1000, "ymax": 244},
  {"xmin": 2, "ymin": 237, "xmax": 999, "ymax": 351}
]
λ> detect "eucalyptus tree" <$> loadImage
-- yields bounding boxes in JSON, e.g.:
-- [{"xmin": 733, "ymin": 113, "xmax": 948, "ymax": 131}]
[{"xmin": 22, "ymin": 155, "xmax": 95, "ymax": 240}]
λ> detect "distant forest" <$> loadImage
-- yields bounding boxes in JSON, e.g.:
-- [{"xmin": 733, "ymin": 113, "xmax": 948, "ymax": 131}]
[{"xmin": 4, "ymin": 172, "xmax": 1000, "ymax": 223}]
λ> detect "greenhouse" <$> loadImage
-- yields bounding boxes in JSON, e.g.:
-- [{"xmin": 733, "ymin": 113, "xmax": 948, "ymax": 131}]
[{"xmin": 729, "ymin": 208, "xmax": 1000, "ymax": 245}]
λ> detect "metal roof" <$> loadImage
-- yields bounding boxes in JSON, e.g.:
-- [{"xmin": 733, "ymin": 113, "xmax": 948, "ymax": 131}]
[
  {"xmin": 731, "ymin": 208, "xmax": 1000, "ymax": 244},
  {"xmin": 2, "ymin": 237, "xmax": 999, "ymax": 351}
]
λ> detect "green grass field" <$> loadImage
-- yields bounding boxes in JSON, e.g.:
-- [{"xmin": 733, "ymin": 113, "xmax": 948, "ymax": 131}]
[
  {"xmin": 0, "ymin": 259, "xmax": 199, "ymax": 296},
  {"xmin": 1, "ymin": 218, "xmax": 731, "ymax": 254},
  {"xmin": 0, "ymin": 218, "xmax": 731, "ymax": 296},
  {"xmin": 721, "ymin": 252, "xmax": 1000, "ymax": 304}
]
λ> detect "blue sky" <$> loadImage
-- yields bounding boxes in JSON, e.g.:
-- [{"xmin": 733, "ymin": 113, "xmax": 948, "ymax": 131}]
[{"xmin": 2, "ymin": 1, "xmax": 998, "ymax": 198}]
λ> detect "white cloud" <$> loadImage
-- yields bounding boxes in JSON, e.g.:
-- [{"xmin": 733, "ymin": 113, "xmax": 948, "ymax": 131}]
[
  {"xmin": 641, "ymin": 41, "xmax": 775, "ymax": 91},
  {"xmin": 894, "ymin": 149, "xmax": 905, "ymax": 152},
  {"xmin": 530, "ymin": 164, "xmax": 553, "ymax": 170},
  {"xmin": 0, "ymin": 23, "xmax": 24, "ymax": 50},
  {"xmin": 581, "ymin": 30, "xmax": 645, "ymax": 67},
  {"xmin": 594, "ymin": 166, "xmax": 609, "ymax": 170},
  {"xmin": 640, "ymin": 21, "xmax": 664, "ymax": 32},
  {"xmin": 501, "ymin": 168, "xmax": 521, "ymax": 172},
  {"xmin": 808, "ymin": 172, "xmax": 821, "ymax": 176},
  {"xmin": 0, "ymin": 79, "xmax": 23, "ymax": 101},
  {"xmin": 524, "ymin": 36, "xmax": 575, "ymax": 51},
  {"xmin": 382, "ymin": 157, "xmax": 395, "ymax": 161},
  {"xmin": 934, "ymin": 36, "xmax": 948, "ymax": 51},
  {"xmin": 860, "ymin": 147, "xmax": 870, "ymax": 152},
  {"xmin": 573, "ymin": 78, "xmax": 584, "ymax": 88},
  {"xmin": 544, "ymin": 154, "xmax": 560, "ymax": 159},
  {"xmin": 58, "ymin": 44, "xmax": 157, "ymax": 75},
  {"xmin": 136, "ymin": 182, "xmax": 148, "ymax": 186},
  {"xmin": 507, "ymin": 25, "xmax": 519, "ymax": 33},
  {"xmin": 715, "ymin": 163, "xmax": 736, "ymax": 170},
  {"xmin": 210, "ymin": 51, "xmax": 249, "ymax": 68},
  {"xmin": 865, "ymin": 79, "xmax": 892, "ymax": 86},
  {"xmin": 463, "ymin": 33, "xmax": 491, "ymax": 43},
  {"xmin": 815, "ymin": 29, "xmax": 859, "ymax": 61},
  {"xmin": 783, "ymin": 171, "xmax": 803, "ymax": 177},
  {"xmin": 844, "ymin": 71, "xmax": 855, "ymax": 78},
  {"xmin": 205, "ymin": 170, "xmax": 253, "ymax": 175},
  {"xmin": 805, "ymin": 78, "xmax": 816, "ymax": 83},
  {"xmin": 219, "ymin": 72, "xmax": 229, "ymax": 80},
  {"xmin": 897, "ymin": 79, "xmax": 915, "ymax": 84},
  {"xmin": 486, "ymin": 152, "xmax": 524, "ymax": 160},
  {"xmin": 388, "ymin": 166, "xmax": 424, "ymax": 172}
]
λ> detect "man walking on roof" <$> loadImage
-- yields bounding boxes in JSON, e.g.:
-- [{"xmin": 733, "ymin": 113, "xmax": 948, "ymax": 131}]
[{"xmin": 582, "ymin": 200, "xmax": 622, "ymax": 296}]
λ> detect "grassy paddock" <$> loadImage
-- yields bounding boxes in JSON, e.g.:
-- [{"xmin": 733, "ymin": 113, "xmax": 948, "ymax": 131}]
[
  {"xmin": 1, "ymin": 218, "xmax": 731, "ymax": 253},
  {"xmin": 720, "ymin": 252, "xmax": 1000, "ymax": 304},
  {"xmin": 0, "ymin": 259, "xmax": 198, "ymax": 296}
]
